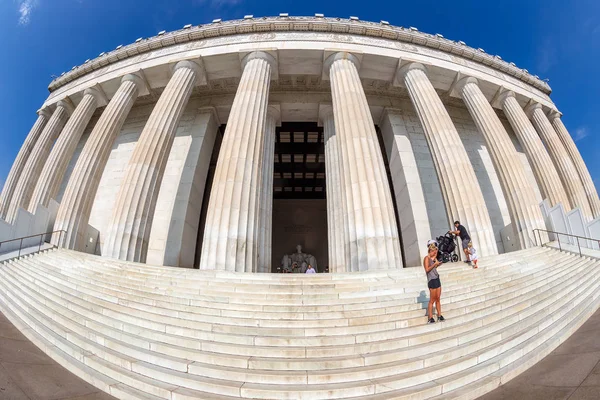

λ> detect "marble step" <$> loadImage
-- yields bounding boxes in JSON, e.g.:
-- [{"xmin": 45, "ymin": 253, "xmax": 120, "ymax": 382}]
[
  {"xmin": 5, "ymin": 252, "xmax": 581, "ymax": 343},
  {"xmin": 1, "ymin": 248, "xmax": 598, "ymax": 400},
  {"xmin": 41, "ymin": 247, "xmax": 549, "ymax": 292},
  {"xmin": 33, "ymin": 248, "xmax": 556, "ymax": 310},
  {"xmin": 5, "ymin": 252, "xmax": 580, "ymax": 346},
  {"xmin": 0, "ymin": 252, "xmax": 592, "ymax": 380},
  {"xmin": 12, "ymin": 250, "xmax": 576, "ymax": 338},
  {"xmin": 43, "ymin": 247, "xmax": 549, "ymax": 288},
  {"xmin": 3, "ymin": 252, "xmax": 584, "ymax": 374},
  {"xmin": 14, "ymin": 250, "xmax": 568, "ymax": 319},
  {"xmin": 1, "ymin": 258, "xmax": 597, "ymax": 399},
  {"xmin": 48, "ymin": 245, "xmax": 536, "ymax": 275}
]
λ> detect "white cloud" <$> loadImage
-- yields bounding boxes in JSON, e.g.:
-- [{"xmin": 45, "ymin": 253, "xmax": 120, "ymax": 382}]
[
  {"xmin": 16, "ymin": 0, "xmax": 38, "ymax": 25},
  {"xmin": 573, "ymin": 127, "xmax": 590, "ymax": 142},
  {"xmin": 536, "ymin": 37, "xmax": 557, "ymax": 74}
]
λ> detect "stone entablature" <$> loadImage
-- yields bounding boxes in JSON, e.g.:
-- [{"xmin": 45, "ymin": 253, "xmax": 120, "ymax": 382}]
[{"xmin": 46, "ymin": 16, "xmax": 549, "ymax": 101}]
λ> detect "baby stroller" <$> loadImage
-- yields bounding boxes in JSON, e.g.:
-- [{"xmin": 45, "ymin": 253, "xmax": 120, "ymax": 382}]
[{"xmin": 435, "ymin": 232, "xmax": 459, "ymax": 263}]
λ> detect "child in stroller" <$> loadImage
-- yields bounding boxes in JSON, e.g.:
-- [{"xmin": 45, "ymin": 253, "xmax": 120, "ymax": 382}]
[{"xmin": 435, "ymin": 232, "xmax": 459, "ymax": 263}]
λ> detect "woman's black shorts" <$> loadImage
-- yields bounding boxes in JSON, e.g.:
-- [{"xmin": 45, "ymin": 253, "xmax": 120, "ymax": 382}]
[{"xmin": 428, "ymin": 278, "xmax": 441, "ymax": 289}]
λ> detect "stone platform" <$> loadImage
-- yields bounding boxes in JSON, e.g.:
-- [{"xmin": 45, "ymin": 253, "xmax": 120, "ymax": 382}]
[
  {"xmin": 2, "ymin": 308, "xmax": 599, "ymax": 399},
  {"xmin": 0, "ymin": 247, "xmax": 599, "ymax": 399}
]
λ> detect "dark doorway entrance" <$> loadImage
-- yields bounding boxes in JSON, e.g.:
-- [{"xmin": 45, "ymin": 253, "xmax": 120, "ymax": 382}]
[{"xmin": 272, "ymin": 122, "xmax": 328, "ymax": 271}]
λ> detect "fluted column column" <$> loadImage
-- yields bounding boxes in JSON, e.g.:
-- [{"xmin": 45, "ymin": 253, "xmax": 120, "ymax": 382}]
[
  {"xmin": 200, "ymin": 51, "xmax": 274, "ymax": 272},
  {"xmin": 399, "ymin": 63, "xmax": 497, "ymax": 256},
  {"xmin": 257, "ymin": 107, "xmax": 277, "ymax": 273},
  {"xmin": 103, "ymin": 61, "xmax": 202, "ymax": 262},
  {"xmin": 549, "ymin": 112, "xmax": 600, "ymax": 218},
  {"xmin": 28, "ymin": 88, "xmax": 102, "ymax": 213},
  {"xmin": 500, "ymin": 92, "xmax": 570, "ymax": 210},
  {"xmin": 5, "ymin": 102, "xmax": 71, "ymax": 223},
  {"xmin": 322, "ymin": 108, "xmax": 348, "ymax": 272},
  {"xmin": 52, "ymin": 74, "xmax": 144, "ymax": 250},
  {"xmin": 457, "ymin": 78, "xmax": 545, "ymax": 249},
  {"xmin": 0, "ymin": 109, "xmax": 51, "ymax": 220},
  {"xmin": 327, "ymin": 52, "xmax": 402, "ymax": 271},
  {"xmin": 527, "ymin": 103, "xmax": 592, "ymax": 219}
]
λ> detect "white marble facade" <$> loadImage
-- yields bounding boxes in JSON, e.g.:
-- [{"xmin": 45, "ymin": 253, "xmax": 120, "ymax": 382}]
[{"xmin": 2, "ymin": 16, "xmax": 598, "ymax": 270}]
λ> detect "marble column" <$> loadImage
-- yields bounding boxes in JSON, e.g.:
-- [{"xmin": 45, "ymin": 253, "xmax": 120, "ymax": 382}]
[
  {"xmin": 549, "ymin": 112, "xmax": 600, "ymax": 218},
  {"xmin": 499, "ymin": 92, "xmax": 570, "ymax": 210},
  {"xmin": 257, "ymin": 107, "xmax": 277, "ymax": 273},
  {"xmin": 5, "ymin": 102, "xmax": 71, "ymax": 223},
  {"xmin": 28, "ymin": 88, "xmax": 102, "ymax": 214},
  {"xmin": 457, "ymin": 78, "xmax": 545, "ymax": 249},
  {"xmin": 103, "ymin": 61, "xmax": 201, "ymax": 262},
  {"xmin": 527, "ymin": 103, "xmax": 592, "ymax": 219},
  {"xmin": 199, "ymin": 51, "xmax": 274, "ymax": 272},
  {"xmin": 322, "ymin": 107, "xmax": 348, "ymax": 272},
  {"xmin": 327, "ymin": 52, "xmax": 402, "ymax": 271},
  {"xmin": 399, "ymin": 63, "xmax": 497, "ymax": 256},
  {"xmin": 0, "ymin": 109, "xmax": 51, "ymax": 220},
  {"xmin": 52, "ymin": 74, "xmax": 144, "ymax": 250}
]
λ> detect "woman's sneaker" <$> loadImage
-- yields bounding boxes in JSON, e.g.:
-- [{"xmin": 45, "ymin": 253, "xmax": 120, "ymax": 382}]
[
  {"xmin": 428, "ymin": 318, "xmax": 436, "ymax": 324},
  {"xmin": 438, "ymin": 315, "xmax": 445, "ymax": 322}
]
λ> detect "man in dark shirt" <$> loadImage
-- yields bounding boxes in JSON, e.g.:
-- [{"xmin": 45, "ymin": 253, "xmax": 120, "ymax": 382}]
[{"xmin": 450, "ymin": 220, "xmax": 472, "ymax": 263}]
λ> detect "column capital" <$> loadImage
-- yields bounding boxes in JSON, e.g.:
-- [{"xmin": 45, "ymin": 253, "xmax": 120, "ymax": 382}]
[
  {"xmin": 322, "ymin": 51, "xmax": 362, "ymax": 80},
  {"xmin": 267, "ymin": 104, "xmax": 281, "ymax": 126},
  {"xmin": 524, "ymin": 101, "xmax": 542, "ymax": 119},
  {"xmin": 318, "ymin": 103, "xmax": 334, "ymax": 126},
  {"xmin": 378, "ymin": 107, "xmax": 403, "ymax": 126},
  {"xmin": 37, "ymin": 108, "xmax": 52, "ymax": 119},
  {"xmin": 121, "ymin": 73, "xmax": 146, "ymax": 93},
  {"xmin": 492, "ymin": 88, "xmax": 515, "ymax": 109},
  {"xmin": 394, "ymin": 62, "xmax": 428, "ymax": 87},
  {"xmin": 172, "ymin": 59, "xmax": 207, "ymax": 86},
  {"xmin": 83, "ymin": 86, "xmax": 108, "ymax": 106},
  {"xmin": 547, "ymin": 109, "xmax": 562, "ymax": 121},
  {"xmin": 197, "ymin": 106, "xmax": 221, "ymax": 126},
  {"xmin": 451, "ymin": 76, "xmax": 479, "ymax": 98},
  {"xmin": 241, "ymin": 51, "xmax": 278, "ymax": 79},
  {"xmin": 56, "ymin": 98, "xmax": 75, "ymax": 116}
]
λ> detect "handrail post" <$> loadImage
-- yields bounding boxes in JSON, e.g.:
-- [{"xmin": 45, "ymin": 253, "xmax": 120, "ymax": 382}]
[
  {"xmin": 577, "ymin": 236, "xmax": 581, "ymax": 257},
  {"xmin": 18, "ymin": 238, "xmax": 23, "ymax": 258},
  {"xmin": 558, "ymin": 233, "xmax": 562, "ymax": 252}
]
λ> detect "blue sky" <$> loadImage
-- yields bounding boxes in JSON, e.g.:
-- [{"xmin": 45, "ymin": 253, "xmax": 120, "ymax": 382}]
[{"xmin": 1, "ymin": 0, "xmax": 599, "ymax": 192}]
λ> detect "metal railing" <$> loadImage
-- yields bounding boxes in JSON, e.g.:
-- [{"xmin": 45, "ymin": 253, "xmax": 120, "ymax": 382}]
[
  {"xmin": 0, "ymin": 230, "xmax": 66, "ymax": 260},
  {"xmin": 533, "ymin": 228, "xmax": 600, "ymax": 257}
]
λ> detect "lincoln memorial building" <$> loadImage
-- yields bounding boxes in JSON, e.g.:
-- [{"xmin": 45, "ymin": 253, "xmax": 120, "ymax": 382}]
[{"xmin": 1, "ymin": 15, "xmax": 598, "ymax": 272}]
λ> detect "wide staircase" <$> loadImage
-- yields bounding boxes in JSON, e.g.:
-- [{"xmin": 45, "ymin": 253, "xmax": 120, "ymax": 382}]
[{"xmin": 0, "ymin": 247, "xmax": 598, "ymax": 399}]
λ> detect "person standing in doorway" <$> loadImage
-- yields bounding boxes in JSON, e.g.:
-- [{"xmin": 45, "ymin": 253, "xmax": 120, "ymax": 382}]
[
  {"xmin": 450, "ymin": 220, "xmax": 472, "ymax": 264},
  {"xmin": 306, "ymin": 264, "xmax": 316, "ymax": 274}
]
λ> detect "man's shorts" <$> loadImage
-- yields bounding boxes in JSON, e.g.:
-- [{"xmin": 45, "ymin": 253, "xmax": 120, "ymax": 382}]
[{"xmin": 462, "ymin": 238, "xmax": 470, "ymax": 249}]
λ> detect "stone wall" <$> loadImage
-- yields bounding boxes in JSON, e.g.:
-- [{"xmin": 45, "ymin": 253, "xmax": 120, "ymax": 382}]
[{"xmin": 146, "ymin": 107, "xmax": 218, "ymax": 268}]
